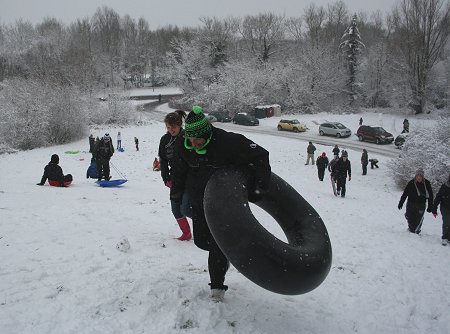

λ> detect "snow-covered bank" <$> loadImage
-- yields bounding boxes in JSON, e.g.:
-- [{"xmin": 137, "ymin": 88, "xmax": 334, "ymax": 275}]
[{"xmin": 0, "ymin": 110, "xmax": 449, "ymax": 334}]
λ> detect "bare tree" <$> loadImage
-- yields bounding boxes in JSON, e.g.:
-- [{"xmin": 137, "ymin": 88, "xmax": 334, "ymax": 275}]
[
  {"xmin": 238, "ymin": 13, "xmax": 285, "ymax": 62},
  {"xmin": 303, "ymin": 4, "xmax": 326, "ymax": 46},
  {"xmin": 392, "ymin": 0, "xmax": 450, "ymax": 114}
]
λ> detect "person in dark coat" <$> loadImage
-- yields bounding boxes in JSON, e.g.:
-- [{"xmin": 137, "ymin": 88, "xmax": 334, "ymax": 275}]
[
  {"xmin": 398, "ymin": 168, "xmax": 434, "ymax": 234},
  {"xmin": 332, "ymin": 145, "xmax": 340, "ymax": 159},
  {"xmin": 176, "ymin": 105, "xmax": 271, "ymax": 302},
  {"xmin": 332, "ymin": 150, "xmax": 351, "ymax": 198},
  {"xmin": 134, "ymin": 137, "xmax": 139, "ymax": 151},
  {"xmin": 432, "ymin": 174, "xmax": 450, "ymax": 245},
  {"xmin": 37, "ymin": 154, "xmax": 73, "ymax": 187},
  {"xmin": 369, "ymin": 158, "xmax": 379, "ymax": 169},
  {"xmin": 95, "ymin": 134, "xmax": 114, "ymax": 181},
  {"xmin": 158, "ymin": 110, "xmax": 192, "ymax": 241},
  {"xmin": 359, "ymin": 117, "xmax": 363, "ymax": 125},
  {"xmin": 89, "ymin": 134, "xmax": 96, "ymax": 159},
  {"xmin": 316, "ymin": 152, "xmax": 329, "ymax": 181},
  {"xmin": 361, "ymin": 149, "xmax": 369, "ymax": 175},
  {"xmin": 305, "ymin": 141, "xmax": 316, "ymax": 165},
  {"xmin": 402, "ymin": 119, "xmax": 410, "ymax": 133}
]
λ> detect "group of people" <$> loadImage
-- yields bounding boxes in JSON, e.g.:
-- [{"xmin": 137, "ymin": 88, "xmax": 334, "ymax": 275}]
[
  {"xmin": 158, "ymin": 106, "xmax": 271, "ymax": 302},
  {"xmin": 398, "ymin": 170, "xmax": 450, "ymax": 245}
]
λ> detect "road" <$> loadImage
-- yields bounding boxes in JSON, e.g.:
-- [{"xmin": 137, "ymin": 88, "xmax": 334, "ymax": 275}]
[{"xmin": 214, "ymin": 122, "xmax": 401, "ymax": 158}]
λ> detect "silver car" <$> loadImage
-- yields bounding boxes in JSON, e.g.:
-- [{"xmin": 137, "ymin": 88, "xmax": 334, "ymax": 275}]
[{"xmin": 319, "ymin": 122, "xmax": 352, "ymax": 138}]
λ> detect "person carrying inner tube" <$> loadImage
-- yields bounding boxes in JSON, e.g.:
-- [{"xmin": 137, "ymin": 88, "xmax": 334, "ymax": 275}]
[{"xmin": 176, "ymin": 105, "xmax": 272, "ymax": 302}]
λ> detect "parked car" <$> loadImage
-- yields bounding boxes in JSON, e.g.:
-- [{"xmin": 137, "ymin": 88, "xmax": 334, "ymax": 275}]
[
  {"xmin": 394, "ymin": 133, "xmax": 409, "ymax": 148},
  {"xmin": 356, "ymin": 125, "xmax": 394, "ymax": 144},
  {"xmin": 232, "ymin": 113, "xmax": 259, "ymax": 126},
  {"xmin": 319, "ymin": 122, "xmax": 352, "ymax": 138},
  {"xmin": 277, "ymin": 119, "xmax": 307, "ymax": 132},
  {"xmin": 209, "ymin": 111, "xmax": 232, "ymax": 122}
]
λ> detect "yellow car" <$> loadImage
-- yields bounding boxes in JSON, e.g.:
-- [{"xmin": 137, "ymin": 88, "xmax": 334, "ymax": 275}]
[{"xmin": 277, "ymin": 119, "xmax": 307, "ymax": 132}]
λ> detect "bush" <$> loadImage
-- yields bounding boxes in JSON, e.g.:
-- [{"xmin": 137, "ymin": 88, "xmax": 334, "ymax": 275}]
[{"xmin": 388, "ymin": 117, "xmax": 450, "ymax": 190}]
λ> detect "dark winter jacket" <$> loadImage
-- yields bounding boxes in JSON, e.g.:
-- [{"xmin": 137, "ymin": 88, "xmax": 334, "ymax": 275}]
[
  {"xmin": 316, "ymin": 156, "xmax": 329, "ymax": 169},
  {"xmin": 307, "ymin": 143, "xmax": 316, "ymax": 154},
  {"xmin": 89, "ymin": 136, "xmax": 95, "ymax": 153},
  {"xmin": 95, "ymin": 139, "xmax": 114, "ymax": 161},
  {"xmin": 158, "ymin": 130, "xmax": 186, "ymax": 199},
  {"xmin": 328, "ymin": 158, "xmax": 338, "ymax": 174},
  {"xmin": 361, "ymin": 150, "xmax": 368, "ymax": 165},
  {"xmin": 399, "ymin": 179, "xmax": 434, "ymax": 210},
  {"xmin": 332, "ymin": 147, "xmax": 340, "ymax": 156},
  {"xmin": 176, "ymin": 126, "xmax": 271, "ymax": 206},
  {"xmin": 40, "ymin": 162, "xmax": 65, "ymax": 186},
  {"xmin": 433, "ymin": 181, "xmax": 450, "ymax": 213},
  {"xmin": 332, "ymin": 158, "xmax": 351, "ymax": 179}
]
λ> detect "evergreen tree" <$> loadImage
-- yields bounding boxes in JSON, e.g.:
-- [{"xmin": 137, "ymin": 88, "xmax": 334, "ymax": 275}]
[{"xmin": 339, "ymin": 14, "xmax": 365, "ymax": 106}]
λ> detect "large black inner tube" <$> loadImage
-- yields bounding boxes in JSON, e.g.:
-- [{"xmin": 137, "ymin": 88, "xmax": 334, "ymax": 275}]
[{"xmin": 204, "ymin": 168, "xmax": 332, "ymax": 295}]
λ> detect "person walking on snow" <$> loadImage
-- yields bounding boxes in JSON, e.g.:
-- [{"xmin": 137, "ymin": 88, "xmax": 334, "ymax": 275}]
[
  {"xmin": 305, "ymin": 141, "xmax": 316, "ymax": 165},
  {"xmin": 37, "ymin": 154, "xmax": 73, "ymax": 187},
  {"xmin": 117, "ymin": 131, "xmax": 122, "ymax": 150},
  {"xmin": 359, "ymin": 117, "xmax": 363, "ymax": 126},
  {"xmin": 134, "ymin": 137, "xmax": 139, "ymax": 151},
  {"xmin": 95, "ymin": 134, "xmax": 114, "ymax": 181},
  {"xmin": 432, "ymin": 173, "xmax": 450, "ymax": 245},
  {"xmin": 332, "ymin": 150, "xmax": 351, "ymax": 198},
  {"xmin": 398, "ymin": 168, "xmax": 434, "ymax": 234},
  {"xmin": 316, "ymin": 152, "xmax": 329, "ymax": 181},
  {"xmin": 176, "ymin": 105, "xmax": 271, "ymax": 302},
  {"xmin": 332, "ymin": 145, "xmax": 340, "ymax": 159},
  {"xmin": 158, "ymin": 110, "xmax": 192, "ymax": 241},
  {"xmin": 361, "ymin": 149, "xmax": 368, "ymax": 175}
]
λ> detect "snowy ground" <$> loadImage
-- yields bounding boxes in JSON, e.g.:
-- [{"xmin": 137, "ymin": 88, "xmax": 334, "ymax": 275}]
[{"xmin": 1, "ymin": 103, "xmax": 449, "ymax": 334}]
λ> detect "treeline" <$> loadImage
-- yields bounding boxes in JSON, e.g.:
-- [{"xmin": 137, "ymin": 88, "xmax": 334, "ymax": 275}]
[{"xmin": 0, "ymin": 1, "xmax": 449, "ymax": 148}]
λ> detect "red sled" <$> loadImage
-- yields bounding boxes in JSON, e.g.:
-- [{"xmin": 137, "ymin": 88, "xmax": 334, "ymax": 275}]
[{"xmin": 48, "ymin": 180, "xmax": 72, "ymax": 187}]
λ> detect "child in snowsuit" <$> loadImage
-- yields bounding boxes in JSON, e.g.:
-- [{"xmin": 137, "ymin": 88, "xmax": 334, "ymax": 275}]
[
  {"xmin": 37, "ymin": 154, "xmax": 73, "ymax": 187},
  {"xmin": 369, "ymin": 158, "xmax": 379, "ymax": 169}
]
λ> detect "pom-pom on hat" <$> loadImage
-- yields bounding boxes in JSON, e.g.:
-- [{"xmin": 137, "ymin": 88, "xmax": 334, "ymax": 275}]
[
  {"xmin": 322, "ymin": 152, "xmax": 326, "ymax": 157},
  {"xmin": 184, "ymin": 105, "xmax": 212, "ymax": 139},
  {"xmin": 341, "ymin": 150, "xmax": 348, "ymax": 157}
]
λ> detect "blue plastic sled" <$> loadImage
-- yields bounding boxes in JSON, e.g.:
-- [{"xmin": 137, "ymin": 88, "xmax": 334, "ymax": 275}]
[{"xmin": 96, "ymin": 179, "xmax": 127, "ymax": 187}]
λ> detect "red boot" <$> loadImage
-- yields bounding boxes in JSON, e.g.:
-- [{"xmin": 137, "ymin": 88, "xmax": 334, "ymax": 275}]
[{"xmin": 176, "ymin": 217, "xmax": 192, "ymax": 241}]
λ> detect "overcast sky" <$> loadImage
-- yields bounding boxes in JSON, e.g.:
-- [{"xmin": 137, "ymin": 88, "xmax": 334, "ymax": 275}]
[{"xmin": 1, "ymin": 0, "xmax": 398, "ymax": 29}]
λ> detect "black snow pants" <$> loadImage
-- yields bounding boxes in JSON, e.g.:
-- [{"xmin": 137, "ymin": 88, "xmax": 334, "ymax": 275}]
[
  {"xmin": 336, "ymin": 176, "xmax": 347, "ymax": 197},
  {"xmin": 97, "ymin": 158, "xmax": 110, "ymax": 180},
  {"xmin": 317, "ymin": 167, "xmax": 326, "ymax": 181},
  {"xmin": 405, "ymin": 201, "xmax": 426, "ymax": 234},
  {"xmin": 441, "ymin": 206, "xmax": 450, "ymax": 240},
  {"xmin": 191, "ymin": 203, "xmax": 229, "ymax": 290},
  {"xmin": 362, "ymin": 163, "xmax": 368, "ymax": 175}
]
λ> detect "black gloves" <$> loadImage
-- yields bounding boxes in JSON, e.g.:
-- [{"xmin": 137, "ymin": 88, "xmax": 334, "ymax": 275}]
[
  {"xmin": 398, "ymin": 203, "xmax": 403, "ymax": 210},
  {"xmin": 36, "ymin": 183, "xmax": 44, "ymax": 186}
]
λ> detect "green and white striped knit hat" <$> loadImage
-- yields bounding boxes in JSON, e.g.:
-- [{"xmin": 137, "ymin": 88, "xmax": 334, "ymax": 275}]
[{"xmin": 184, "ymin": 105, "xmax": 212, "ymax": 139}]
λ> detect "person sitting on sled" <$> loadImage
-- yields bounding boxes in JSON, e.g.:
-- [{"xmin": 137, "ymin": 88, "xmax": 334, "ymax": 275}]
[{"xmin": 37, "ymin": 154, "xmax": 73, "ymax": 187}]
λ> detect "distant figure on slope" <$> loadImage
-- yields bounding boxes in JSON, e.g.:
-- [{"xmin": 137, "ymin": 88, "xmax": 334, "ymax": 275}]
[
  {"xmin": 432, "ymin": 173, "xmax": 450, "ymax": 246},
  {"xmin": 316, "ymin": 152, "xmax": 329, "ymax": 181},
  {"xmin": 332, "ymin": 150, "xmax": 351, "ymax": 198},
  {"xmin": 398, "ymin": 168, "xmax": 434, "ymax": 234},
  {"xmin": 361, "ymin": 149, "xmax": 368, "ymax": 175},
  {"xmin": 305, "ymin": 141, "xmax": 316, "ymax": 165},
  {"xmin": 134, "ymin": 137, "xmax": 139, "ymax": 151},
  {"xmin": 402, "ymin": 119, "xmax": 410, "ymax": 133},
  {"xmin": 37, "ymin": 154, "xmax": 73, "ymax": 187},
  {"xmin": 332, "ymin": 145, "xmax": 340, "ymax": 159},
  {"xmin": 359, "ymin": 117, "xmax": 363, "ymax": 126},
  {"xmin": 117, "ymin": 131, "xmax": 122, "ymax": 150},
  {"xmin": 95, "ymin": 134, "xmax": 114, "ymax": 181},
  {"xmin": 158, "ymin": 110, "xmax": 192, "ymax": 241},
  {"xmin": 369, "ymin": 158, "xmax": 379, "ymax": 169}
]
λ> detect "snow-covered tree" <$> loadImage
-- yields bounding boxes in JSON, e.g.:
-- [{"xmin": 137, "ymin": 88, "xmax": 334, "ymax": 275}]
[
  {"xmin": 388, "ymin": 117, "xmax": 450, "ymax": 190},
  {"xmin": 340, "ymin": 14, "xmax": 365, "ymax": 106}
]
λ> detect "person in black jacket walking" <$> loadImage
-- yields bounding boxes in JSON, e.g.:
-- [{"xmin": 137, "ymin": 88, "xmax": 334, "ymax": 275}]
[
  {"xmin": 332, "ymin": 150, "xmax": 351, "ymax": 197},
  {"xmin": 158, "ymin": 110, "xmax": 192, "ymax": 241},
  {"xmin": 176, "ymin": 105, "xmax": 271, "ymax": 302},
  {"xmin": 95, "ymin": 134, "xmax": 114, "ymax": 181},
  {"xmin": 361, "ymin": 149, "xmax": 368, "ymax": 175},
  {"xmin": 316, "ymin": 152, "xmax": 329, "ymax": 181},
  {"xmin": 432, "ymin": 174, "xmax": 450, "ymax": 245},
  {"xmin": 37, "ymin": 154, "xmax": 73, "ymax": 187},
  {"xmin": 398, "ymin": 168, "xmax": 434, "ymax": 234}
]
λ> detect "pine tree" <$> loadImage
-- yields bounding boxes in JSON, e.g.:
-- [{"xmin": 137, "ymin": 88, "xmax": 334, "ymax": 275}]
[{"xmin": 339, "ymin": 14, "xmax": 365, "ymax": 106}]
